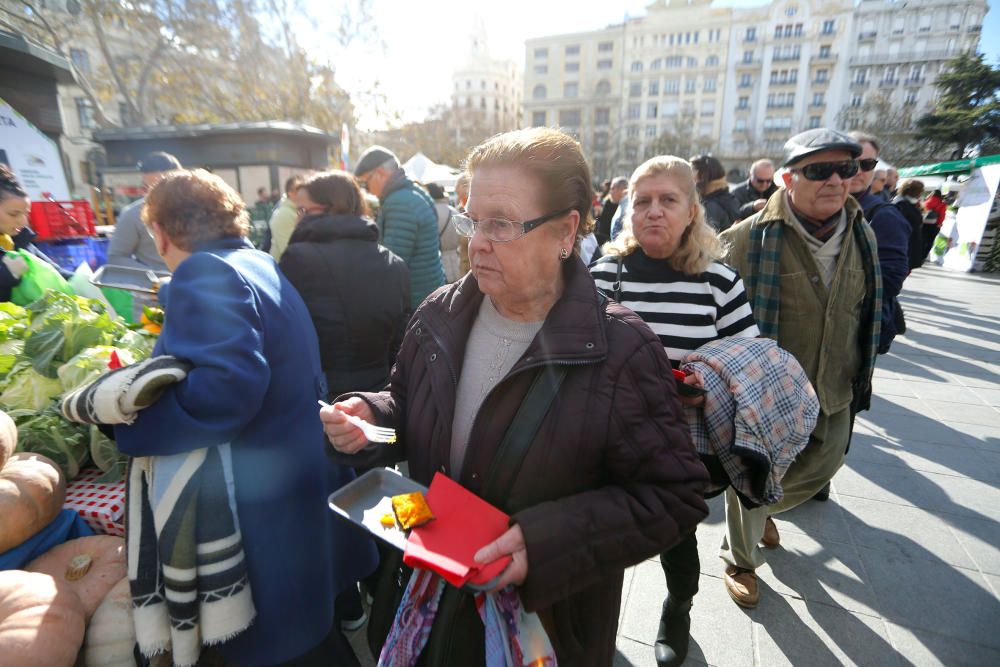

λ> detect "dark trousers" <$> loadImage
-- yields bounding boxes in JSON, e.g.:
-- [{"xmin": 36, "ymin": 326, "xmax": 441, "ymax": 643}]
[
  {"xmin": 921, "ymin": 224, "xmax": 939, "ymax": 261},
  {"xmin": 660, "ymin": 530, "xmax": 700, "ymax": 603}
]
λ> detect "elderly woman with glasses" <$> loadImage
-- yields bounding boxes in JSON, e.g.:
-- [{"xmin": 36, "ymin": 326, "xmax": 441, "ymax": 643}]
[{"xmin": 320, "ymin": 127, "xmax": 709, "ymax": 666}]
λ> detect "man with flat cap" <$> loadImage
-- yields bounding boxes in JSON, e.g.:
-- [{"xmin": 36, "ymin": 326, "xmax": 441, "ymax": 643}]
[
  {"xmin": 108, "ymin": 151, "xmax": 181, "ymax": 320},
  {"xmin": 354, "ymin": 146, "xmax": 444, "ymax": 309},
  {"xmin": 717, "ymin": 128, "xmax": 882, "ymax": 608}
]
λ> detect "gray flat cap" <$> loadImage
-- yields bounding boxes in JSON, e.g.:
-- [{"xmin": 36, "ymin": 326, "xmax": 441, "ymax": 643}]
[
  {"xmin": 354, "ymin": 145, "xmax": 399, "ymax": 176},
  {"xmin": 782, "ymin": 129, "xmax": 861, "ymax": 167},
  {"xmin": 138, "ymin": 152, "xmax": 181, "ymax": 173}
]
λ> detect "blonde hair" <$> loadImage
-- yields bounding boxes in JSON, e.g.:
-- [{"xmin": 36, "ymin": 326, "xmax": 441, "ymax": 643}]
[
  {"xmin": 605, "ymin": 155, "xmax": 721, "ymax": 275},
  {"xmin": 464, "ymin": 127, "xmax": 595, "ymax": 239},
  {"xmin": 142, "ymin": 169, "xmax": 249, "ymax": 251}
]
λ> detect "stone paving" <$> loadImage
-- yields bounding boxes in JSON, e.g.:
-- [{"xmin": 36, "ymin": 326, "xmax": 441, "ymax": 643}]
[
  {"xmin": 615, "ymin": 265, "xmax": 1000, "ymax": 666},
  {"xmin": 351, "ymin": 265, "xmax": 1000, "ymax": 666}
]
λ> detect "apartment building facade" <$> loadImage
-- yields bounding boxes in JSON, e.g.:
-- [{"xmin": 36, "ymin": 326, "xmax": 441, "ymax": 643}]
[
  {"xmin": 840, "ymin": 0, "xmax": 986, "ymax": 132},
  {"xmin": 523, "ymin": 0, "xmax": 987, "ymax": 178},
  {"xmin": 522, "ymin": 27, "xmax": 626, "ymax": 179}
]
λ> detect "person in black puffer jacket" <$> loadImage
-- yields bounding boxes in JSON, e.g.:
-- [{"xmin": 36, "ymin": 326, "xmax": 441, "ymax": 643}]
[
  {"xmin": 690, "ymin": 155, "xmax": 740, "ymax": 232},
  {"xmin": 279, "ymin": 170, "xmax": 410, "ymax": 399}
]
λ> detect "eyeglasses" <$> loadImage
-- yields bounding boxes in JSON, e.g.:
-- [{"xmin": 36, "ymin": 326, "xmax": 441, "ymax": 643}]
[
  {"xmin": 453, "ymin": 208, "xmax": 572, "ymax": 243},
  {"xmin": 858, "ymin": 158, "xmax": 879, "ymax": 172},
  {"xmin": 790, "ymin": 160, "xmax": 860, "ymax": 181},
  {"xmin": 752, "ymin": 176, "xmax": 772, "ymax": 185}
]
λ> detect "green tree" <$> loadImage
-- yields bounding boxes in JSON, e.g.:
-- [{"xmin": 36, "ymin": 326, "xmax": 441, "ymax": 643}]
[
  {"xmin": 836, "ymin": 92, "xmax": 939, "ymax": 166},
  {"xmin": 916, "ymin": 51, "xmax": 1000, "ymax": 160}
]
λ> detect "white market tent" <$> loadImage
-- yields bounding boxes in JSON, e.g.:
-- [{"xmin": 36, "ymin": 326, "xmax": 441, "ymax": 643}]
[{"xmin": 402, "ymin": 152, "xmax": 461, "ymax": 188}]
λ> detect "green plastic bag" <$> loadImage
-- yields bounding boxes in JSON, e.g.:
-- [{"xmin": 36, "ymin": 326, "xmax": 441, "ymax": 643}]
[{"xmin": 8, "ymin": 250, "xmax": 74, "ymax": 305}]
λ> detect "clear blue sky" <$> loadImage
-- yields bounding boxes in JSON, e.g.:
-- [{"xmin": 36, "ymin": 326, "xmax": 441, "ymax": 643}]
[{"xmin": 982, "ymin": 2, "xmax": 1000, "ymax": 65}]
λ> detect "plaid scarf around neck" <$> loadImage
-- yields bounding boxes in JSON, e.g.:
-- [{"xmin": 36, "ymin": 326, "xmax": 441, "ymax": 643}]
[{"xmin": 744, "ymin": 211, "xmax": 882, "ymax": 407}]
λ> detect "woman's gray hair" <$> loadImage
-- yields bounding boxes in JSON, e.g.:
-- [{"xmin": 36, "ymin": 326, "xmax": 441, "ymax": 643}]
[{"xmin": 604, "ymin": 155, "xmax": 722, "ymax": 275}]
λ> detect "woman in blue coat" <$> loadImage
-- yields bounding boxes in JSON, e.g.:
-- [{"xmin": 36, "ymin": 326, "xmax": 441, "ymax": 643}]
[{"xmin": 114, "ymin": 169, "xmax": 376, "ymax": 666}]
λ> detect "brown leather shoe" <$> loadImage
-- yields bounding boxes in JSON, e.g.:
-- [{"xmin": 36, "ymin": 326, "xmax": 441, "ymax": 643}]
[
  {"xmin": 724, "ymin": 565, "xmax": 759, "ymax": 608},
  {"xmin": 761, "ymin": 517, "xmax": 780, "ymax": 548}
]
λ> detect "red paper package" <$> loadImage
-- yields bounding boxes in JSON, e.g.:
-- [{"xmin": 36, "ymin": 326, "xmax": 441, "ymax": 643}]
[{"xmin": 403, "ymin": 472, "xmax": 512, "ymax": 588}]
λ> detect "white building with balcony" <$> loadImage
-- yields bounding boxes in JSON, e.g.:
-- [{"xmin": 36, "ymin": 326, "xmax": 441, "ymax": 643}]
[
  {"xmin": 840, "ymin": 0, "xmax": 987, "ymax": 132},
  {"xmin": 451, "ymin": 34, "xmax": 522, "ymax": 145}
]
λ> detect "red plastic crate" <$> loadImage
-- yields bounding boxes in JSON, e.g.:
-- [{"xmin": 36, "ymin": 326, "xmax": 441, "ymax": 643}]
[{"xmin": 28, "ymin": 200, "xmax": 97, "ymax": 241}]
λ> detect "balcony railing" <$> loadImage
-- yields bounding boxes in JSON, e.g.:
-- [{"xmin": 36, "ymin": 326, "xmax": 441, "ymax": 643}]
[
  {"xmin": 879, "ymin": 78, "xmax": 899, "ymax": 87},
  {"xmin": 766, "ymin": 102, "xmax": 796, "ymax": 109},
  {"xmin": 738, "ymin": 59, "xmax": 762, "ymax": 67},
  {"xmin": 813, "ymin": 78, "xmax": 830, "ymax": 85},
  {"xmin": 858, "ymin": 31, "xmax": 877, "ymax": 41},
  {"xmin": 811, "ymin": 53, "xmax": 835, "ymax": 62},
  {"xmin": 769, "ymin": 79, "xmax": 798, "ymax": 87},
  {"xmin": 850, "ymin": 80, "xmax": 869, "ymax": 89},
  {"xmin": 904, "ymin": 77, "xmax": 926, "ymax": 86},
  {"xmin": 772, "ymin": 54, "xmax": 801, "ymax": 62},
  {"xmin": 849, "ymin": 50, "xmax": 955, "ymax": 66}
]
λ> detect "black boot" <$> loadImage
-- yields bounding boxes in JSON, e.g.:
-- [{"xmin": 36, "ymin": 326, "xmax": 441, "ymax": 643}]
[
  {"xmin": 654, "ymin": 595, "xmax": 692, "ymax": 667},
  {"xmin": 812, "ymin": 482, "xmax": 831, "ymax": 502}
]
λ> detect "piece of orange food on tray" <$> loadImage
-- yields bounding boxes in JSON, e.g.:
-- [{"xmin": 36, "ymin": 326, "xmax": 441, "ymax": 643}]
[{"xmin": 391, "ymin": 491, "xmax": 435, "ymax": 530}]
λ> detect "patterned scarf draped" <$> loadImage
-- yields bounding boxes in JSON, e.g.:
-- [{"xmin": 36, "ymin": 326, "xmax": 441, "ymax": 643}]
[
  {"xmin": 743, "ymin": 215, "xmax": 882, "ymax": 408},
  {"xmin": 378, "ymin": 568, "xmax": 557, "ymax": 667}
]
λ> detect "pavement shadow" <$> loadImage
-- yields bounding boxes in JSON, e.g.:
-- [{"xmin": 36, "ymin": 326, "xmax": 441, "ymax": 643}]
[
  {"xmin": 752, "ymin": 572, "xmax": 895, "ymax": 667},
  {"xmin": 901, "ymin": 300, "xmax": 1000, "ymax": 334}
]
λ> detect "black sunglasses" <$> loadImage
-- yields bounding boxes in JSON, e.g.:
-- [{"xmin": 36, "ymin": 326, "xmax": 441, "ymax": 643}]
[
  {"xmin": 858, "ymin": 158, "xmax": 879, "ymax": 172},
  {"xmin": 791, "ymin": 160, "xmax": 860, "ymax": 181}
]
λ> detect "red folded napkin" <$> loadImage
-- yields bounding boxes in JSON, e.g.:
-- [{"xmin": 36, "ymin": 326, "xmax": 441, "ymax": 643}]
[{"xmin": 403, "ymin": 472, "xmax": 512, "ymax": 588}]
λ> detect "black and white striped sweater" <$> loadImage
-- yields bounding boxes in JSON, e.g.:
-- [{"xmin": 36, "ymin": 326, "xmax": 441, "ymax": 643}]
[{"xmin": 590, "ymin": 249, "xmax": 759, "ymax": 367}]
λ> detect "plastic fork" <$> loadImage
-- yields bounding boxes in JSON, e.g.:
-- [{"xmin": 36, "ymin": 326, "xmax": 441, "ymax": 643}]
[{"xmin": 318, "ymin": 400, "xmax": 397, "ymax": 444}]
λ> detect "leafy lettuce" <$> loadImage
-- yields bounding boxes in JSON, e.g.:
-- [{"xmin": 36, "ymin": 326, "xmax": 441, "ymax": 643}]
[
  {"xmin": 57, "ymin": 345, "xmax": 137, "ymax": 393},
  {"xmin": 10, "ymin": 407, "xmax": 91, "ymax": 480},
  {"xmin": 0, "ymin": 364, "xmax": 64, "ymax": 411}
]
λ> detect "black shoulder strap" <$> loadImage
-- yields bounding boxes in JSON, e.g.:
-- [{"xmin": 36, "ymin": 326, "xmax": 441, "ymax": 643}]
[
  {"xmin": 480, "ymin": 365, "xmax": 567, "ymax": 506},
  {"xmin": 439, "ymin": 207, "xmax": 454, "ymax": 239}
]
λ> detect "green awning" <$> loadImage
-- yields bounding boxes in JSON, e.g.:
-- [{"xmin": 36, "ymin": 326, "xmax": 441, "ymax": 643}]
[{"xmin": 898, "ymin": 154, "xmax": 1000, "ymax": 177}]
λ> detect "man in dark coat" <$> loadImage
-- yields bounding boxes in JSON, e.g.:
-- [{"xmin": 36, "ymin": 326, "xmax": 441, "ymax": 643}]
[
  {"xmin": 731, "ymin": 159, "xmax": 778, "ymax": 220},
  {"xmin": 849, "ymin": 131, "xmax": 911, "ymax": 355}
]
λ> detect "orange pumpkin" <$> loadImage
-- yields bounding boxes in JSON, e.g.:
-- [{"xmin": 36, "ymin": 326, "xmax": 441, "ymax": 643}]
[
  {"xmin": 0, "ymin": 452, "xmax": 66, "ymax": 553},
  {"xmin": 0, "ymin": 410, "xmax": 14, "ymax": 470},
  {"xmin": 0, "ymin": 570, "xmax": 86, "ymax": 667},
  {"xmin": 27, "ymin": 535, "xmax": 127, "ymax": 619}
]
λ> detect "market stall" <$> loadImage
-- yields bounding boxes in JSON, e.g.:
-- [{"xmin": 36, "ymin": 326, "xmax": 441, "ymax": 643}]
[
  {"xmin": 898, "ymin": 155, "xmax": 1000, "ymax": 273},
  {"xmin": 0, "ymin": 291, "xmax": 157, "ymax": 665}
]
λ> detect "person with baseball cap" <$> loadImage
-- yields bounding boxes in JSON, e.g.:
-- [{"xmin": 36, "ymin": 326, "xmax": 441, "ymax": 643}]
[
  {"xmin": 354, "ymin": 146, "xmax": 444, "ymax": 308},
  {"xmin": 717, "ymin": 128, "xmax": 882, "ymax": 608},
  {"xmin": 107, "ymin": 152, "xmax": 181, "ymax": 319}
]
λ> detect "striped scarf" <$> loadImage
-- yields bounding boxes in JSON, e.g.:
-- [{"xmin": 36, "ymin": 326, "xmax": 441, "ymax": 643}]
[
  {"xmin": 127, "ymin": 444, "xmax": 255, "ymax": 667},
  {"xmin": 743, "ymin": 212, "xmax": 882, "ymax": 410}
]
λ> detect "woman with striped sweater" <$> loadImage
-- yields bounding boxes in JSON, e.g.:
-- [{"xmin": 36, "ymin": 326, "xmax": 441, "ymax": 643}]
[{"xmin": 591, "ymin": 155, "xmax": 758, "ymax": 667}]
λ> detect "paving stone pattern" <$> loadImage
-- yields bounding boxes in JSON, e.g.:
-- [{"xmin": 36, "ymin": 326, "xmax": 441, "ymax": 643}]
[{"xmin": 350, "ymin": 265, "xmax": 1000, "ymax": 666}]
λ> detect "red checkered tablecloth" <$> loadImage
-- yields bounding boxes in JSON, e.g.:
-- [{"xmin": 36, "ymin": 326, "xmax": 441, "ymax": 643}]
[{"xmin": 63, "ymin": 466, "xmax": 125, "ymax": 537}]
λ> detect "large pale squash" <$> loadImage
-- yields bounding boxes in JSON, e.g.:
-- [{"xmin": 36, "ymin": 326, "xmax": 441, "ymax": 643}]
[
  {"xmin": 0, "ymin": 570, "xmax": 86, "ymax": 667},
  {"xmin": 27, "ymin": 535, "xmax": 126, "ymax": 619},
  {"xmin": 0, "ymin": 452, "xmax": 66, "ymax": 553},
  {"xmin": 0, "ymin": 409, "xmax": 14, "ymax": 470},
  {"xmin": 84, "ymin": 576, "xmax": 136, "ymax": 667}
]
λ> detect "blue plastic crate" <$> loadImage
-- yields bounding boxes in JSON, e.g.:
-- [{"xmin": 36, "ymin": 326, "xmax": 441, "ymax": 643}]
[{"xmin": 35, "ymin": 239, "xmax": 102, "ymax": 273}]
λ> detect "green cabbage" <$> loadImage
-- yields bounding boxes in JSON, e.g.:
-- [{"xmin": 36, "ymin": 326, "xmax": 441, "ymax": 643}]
[
  {"xmin": 0, "ymin": 365, "xmax": 64, "ymax": 411},
  {"xmin": 24, "ymin": 291, "xmax": 128, "ymax": 378},
  {"xmin": 90, "ymin": 425, "xmax": 127, "ymax": 482},
  {"xmin": 57, "ymin": 345, "xmax": 137, "ymax": 393},
  {"xmin": 12, "ymin": 407, "xmax": 90, "ymax": 480}
]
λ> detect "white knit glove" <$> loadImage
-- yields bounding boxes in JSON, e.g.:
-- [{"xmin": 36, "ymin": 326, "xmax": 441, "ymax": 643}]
[{"xmin": 2, "ymin": 254, "xmax": 28, "ymax": 279}]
